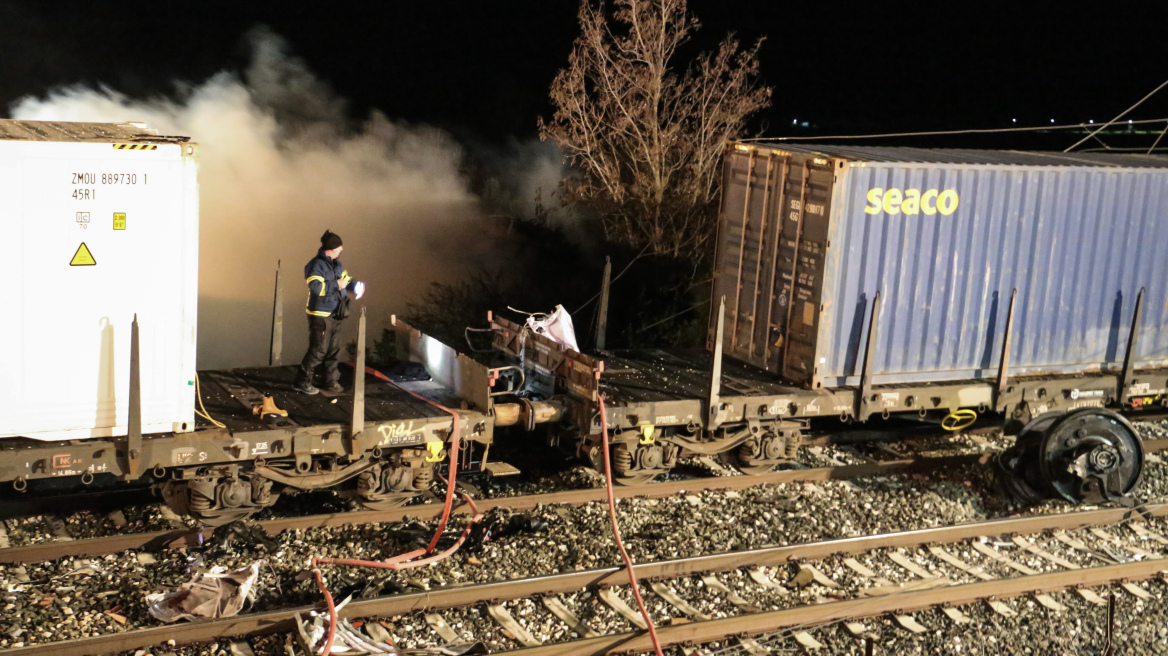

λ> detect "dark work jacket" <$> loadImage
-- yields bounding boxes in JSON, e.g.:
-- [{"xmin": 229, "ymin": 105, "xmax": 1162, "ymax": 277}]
[{"xmin": 304, "ymin": 250, "xmax": 359, "ymax": 317}]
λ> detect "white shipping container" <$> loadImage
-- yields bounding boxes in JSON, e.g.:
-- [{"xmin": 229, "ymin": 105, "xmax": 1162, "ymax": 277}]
[{"xmin": 0, "ymin": 120, "xmax": 199, "ymax": 440}]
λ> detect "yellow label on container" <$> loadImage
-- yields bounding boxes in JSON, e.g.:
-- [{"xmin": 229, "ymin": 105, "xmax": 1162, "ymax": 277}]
[
  {"xmin": 113, "ymin": 213, "xmax": 126, "ymax": 230},
  {"xmin": 70, "ymin": 242, "xmax": 96, "ymax": 266}
]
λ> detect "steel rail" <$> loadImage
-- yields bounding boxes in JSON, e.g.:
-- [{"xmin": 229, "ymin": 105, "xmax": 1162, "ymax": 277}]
[
  {"xmin": 498, "ymin": 558, "xmax": 1168, "ymax": 656},
  {"xmin": 4, "ymin": 438, "xmax": 1165, "ymax": 565},
  {"xmin": 0, "ymin": 453, "xmax": 990, "ymax": 565},
  {"xmin": 5, "ymin": 502, "xmax": 1166, "ymax": 656}
]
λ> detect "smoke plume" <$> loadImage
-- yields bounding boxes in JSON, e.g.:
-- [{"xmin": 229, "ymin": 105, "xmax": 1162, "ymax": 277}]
[{"xmin": 11, "ymin": 29, "xmax": 541, "ymax": 369}]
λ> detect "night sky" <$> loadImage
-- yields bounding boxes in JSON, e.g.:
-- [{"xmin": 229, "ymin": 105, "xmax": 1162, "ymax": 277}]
[{"xmin": 3, "ymin": 0, "xmax": 1168, "ymax": 148}]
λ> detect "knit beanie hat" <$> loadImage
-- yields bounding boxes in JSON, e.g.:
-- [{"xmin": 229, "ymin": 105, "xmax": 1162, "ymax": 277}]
[{"xmin": 321, "ymin": 230, "xmax": 343, "ymax": 251}]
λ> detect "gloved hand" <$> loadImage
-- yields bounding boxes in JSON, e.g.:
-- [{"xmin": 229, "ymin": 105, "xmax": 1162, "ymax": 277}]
[{"xmin": 354, "ymin": 281, "xmax": 365, "ymax": 299}]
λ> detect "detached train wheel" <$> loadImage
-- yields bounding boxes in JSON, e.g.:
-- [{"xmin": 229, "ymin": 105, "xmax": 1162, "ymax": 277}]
[
  {"xmin": 1037, "ymin": 408, "xmax": 1144, "ymax": 504},
  {"xmin": 999, "ymin": 408, "xmax": 1144, "ymax": 505}
]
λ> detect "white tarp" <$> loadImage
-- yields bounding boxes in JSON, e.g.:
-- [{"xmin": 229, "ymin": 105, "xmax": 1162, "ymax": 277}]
[{"xmin": 525, "ymin": 305, "xmax": 579, "ymax": 352}]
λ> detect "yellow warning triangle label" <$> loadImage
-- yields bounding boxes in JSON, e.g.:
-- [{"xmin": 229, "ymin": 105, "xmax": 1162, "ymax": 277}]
[{"xmin": 70, "ymin": 242, "xmax": 96, "ymax": 266}]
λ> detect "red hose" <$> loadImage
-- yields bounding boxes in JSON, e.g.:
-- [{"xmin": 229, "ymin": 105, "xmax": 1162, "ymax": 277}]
[
  {"xmin": 311, "ymin": 364, "xmax": 481, "ymax": 655},
  {"xmin": 598, "ymin": 395, "xmax": 664, "ymax": 656},
  {"xmin": 311, "ymin": 567, "xmax": 338, "ymax": 655},
  {"xmin": 360, "ymin": 365, "xmax": 462, "ymax": 552}
]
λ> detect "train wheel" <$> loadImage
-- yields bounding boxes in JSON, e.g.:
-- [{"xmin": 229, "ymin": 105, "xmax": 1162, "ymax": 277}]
[
  {"xmin": 725, "ymin": 432, "xmax": 798, "ymax": 475},
  {"xmin": 160, "ymin": 474, "xmax": 279, "ymax": 527},
  {"xmin": 998, "ymin": 408, "xmax": 1145, "ymax": 505},
  {"xmin": 354, "ymin": 456, "xmax": 433, "ymax": 510},
  {"xmin": 587, "ymin": 439, "xmax": 671, "ymax": 486}
]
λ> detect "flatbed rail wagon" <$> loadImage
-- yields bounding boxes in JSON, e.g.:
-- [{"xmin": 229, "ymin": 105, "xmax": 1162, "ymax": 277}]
[
  {"xmin": 0, "ymin": 121, "xmax": 1160, "ymax": 518},
  {"xmin": 490, "ymin": 142, "xmax": 1168, "ymax": 505}
]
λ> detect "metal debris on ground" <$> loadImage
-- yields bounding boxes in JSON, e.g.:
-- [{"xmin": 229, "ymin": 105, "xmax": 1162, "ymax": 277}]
[
  {"xmin": 146, "ymin": 560, "xmax": 262, "ymax": 622},
  {"xmin": 205, "ymin": 520, "xmax": 279, "ymax": 553},
  {"xmin": 294, "ymin": 597, "xmax": 414, "ymax": 655},
  {"xmin": 463, "ymin": 508, "xmax": 547, "ymax": 552}
]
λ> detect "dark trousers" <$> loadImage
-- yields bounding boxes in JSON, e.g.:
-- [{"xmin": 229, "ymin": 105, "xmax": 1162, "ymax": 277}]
[{"xmin": 296, "ymin": 315, "xmax": 343, "ymax": 387}]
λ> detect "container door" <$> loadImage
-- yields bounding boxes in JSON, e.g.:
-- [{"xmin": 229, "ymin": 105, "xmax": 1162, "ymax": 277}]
[
  {"xmin": 710, "ymin": 148, "xmax": 836, "ymax": 386},
  {"xmin": 775, "ymin": 157, "xmax": 835, "ymax": 385},
  {"xmin": 710, "ymin": 147, "xmax": 790, "ymax": 365}
]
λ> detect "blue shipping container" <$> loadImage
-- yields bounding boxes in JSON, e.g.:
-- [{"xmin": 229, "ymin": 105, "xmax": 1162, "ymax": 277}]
[{"xmin": 710, "ymin": 144, "xmax": 1168, "ymax": 389}]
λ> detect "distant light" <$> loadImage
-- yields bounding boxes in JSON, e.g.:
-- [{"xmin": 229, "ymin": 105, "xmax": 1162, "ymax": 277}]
[
  {"xmin": 792, "ymin": 119, "xmax": 797, "ymax": 125},
  {"xmin": 801, "ymin": 121, "xmax": 809, "ymax": 128},
  {"xmin": 1012, "ymin": 118, "xmax": 1017, "ymax": 123},
  {"xmin": 1129, "ymin": 119, "xmax": 1134, "ymax": 124},
  {"xmin": 1050, "ymin": 119, "xmax": 1056, "ymax": 123},
  {"xmin": 1089, "ymin": 120, "xmax": 1094, "ymax": 124}
]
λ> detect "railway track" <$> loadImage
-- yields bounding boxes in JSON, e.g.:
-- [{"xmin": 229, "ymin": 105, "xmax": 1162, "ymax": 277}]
[
  {"xmin": 4, "ymin": 437, "xmax": 1167, "ymax": 567},
  {"xmin": 0, "ymin": 447, "xmax": 1039, "ymax": 565},
  {"xmin": 0, "ymin": 436, "xmax": 1163, "ymax": 655},
  {"xmin": 5, "ymin": 502, "xmax": 1166, "ymax": 655}
]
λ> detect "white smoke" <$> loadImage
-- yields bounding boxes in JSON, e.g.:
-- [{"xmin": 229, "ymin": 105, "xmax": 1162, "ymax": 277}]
[
  {"xmin": 476, "ymin": 139, "xmax": 574, "ymax": 225},
  {"xmin": 11, "ymin": 29, "xmax": 539, "ymax": 370}
]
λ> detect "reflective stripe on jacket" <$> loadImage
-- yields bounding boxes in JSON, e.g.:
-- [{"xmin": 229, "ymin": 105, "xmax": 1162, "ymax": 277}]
[{"xmin": 304, "ymin": 250, "xmax": 358, "ymax": 317}]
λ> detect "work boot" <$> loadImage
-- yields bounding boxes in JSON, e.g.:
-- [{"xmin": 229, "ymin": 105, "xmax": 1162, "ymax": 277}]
[{"xmin": 295, "ymin": 383, "xmax": 319, "ymax": 395}]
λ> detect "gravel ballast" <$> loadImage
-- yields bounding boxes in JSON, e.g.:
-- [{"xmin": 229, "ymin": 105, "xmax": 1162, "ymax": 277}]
[{"xmin": 1, "ymin": 421, "xmax": 1166, "ymax": 652}]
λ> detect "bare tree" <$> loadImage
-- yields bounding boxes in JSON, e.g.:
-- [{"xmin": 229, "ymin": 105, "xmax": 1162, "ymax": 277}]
[{"xmin": 540, "ymin": 0, "xmax": 771, "ymax": 263}]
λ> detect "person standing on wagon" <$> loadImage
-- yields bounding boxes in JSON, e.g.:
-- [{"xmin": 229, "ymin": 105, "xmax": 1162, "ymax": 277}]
[{"xmin": 294, "ymin": 230, "xmax": 365, "ymax": 394}]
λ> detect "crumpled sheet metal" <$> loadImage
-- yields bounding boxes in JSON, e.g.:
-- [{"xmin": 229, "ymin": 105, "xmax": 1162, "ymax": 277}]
[
  {"xmin": 146, "ymin": 560, "xmax": 263, "ymax": 622},
  {"xmin": 295, "ymin": 596, "xmax": 485, "ymax": 655}
]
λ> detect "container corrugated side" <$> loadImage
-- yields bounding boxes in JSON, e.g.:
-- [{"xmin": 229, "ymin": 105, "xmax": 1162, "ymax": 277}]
[
  {"xmin": 0, "ymin": 140, "xmax": 199, "ymax": 441},
  {"xmin": 817, "ymin": 163, "xmax": 1168, "ymax": 387}
]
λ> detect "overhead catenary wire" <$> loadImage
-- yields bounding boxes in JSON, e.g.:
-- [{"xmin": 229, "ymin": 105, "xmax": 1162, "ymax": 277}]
[
  {"xmin": 637, "ymin": 302, "xmax": 700, "ymax": 333},
  {"xmin": 1147, "ymin": 121, "xmax": 1168, "ymax": 154},
  {"xmin": 574, "ymin": 242, "xmax": 652, "ymax": 315},
  {"xmin": 1080, "ymin": 146, "xmax": 1168, "ymax": 153},
  {"xmin": 1065, "ymin": 77, "xmax": 1168, "ymax": 152},
  {"xmin": 739, "ymin": 117, "xmax": 1168, "ymax": 143}
]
